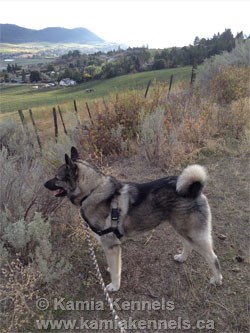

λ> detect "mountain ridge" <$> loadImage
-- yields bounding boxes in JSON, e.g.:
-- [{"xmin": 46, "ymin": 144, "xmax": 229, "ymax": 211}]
[{"xmin": 0, "ymin": 24, "xmax": 104, "ymax": 44}]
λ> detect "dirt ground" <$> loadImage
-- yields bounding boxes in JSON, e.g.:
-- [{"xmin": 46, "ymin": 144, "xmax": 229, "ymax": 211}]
[{"xmin": 48, "ymin": 144, "xmax": 249, "ymax": 333}]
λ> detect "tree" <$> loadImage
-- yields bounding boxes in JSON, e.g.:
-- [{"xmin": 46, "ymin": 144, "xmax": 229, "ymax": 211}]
[
  {"xmin": 194, "ymin": 36, "xmax": 200, "ymax": 46},
  {"xmin": 21, "ymin": 69, "xmax": 26, "ymax": 82},
  {"xmin": 4, "ymin": 73, "xmax": 9, "ymax": 82},
  {"xmin": 152, "ymin": 59, "xmax": 166, "ymax": 70},
  {"xmin": 72, "ymin": 50, "xmax": 81, "ymax": 57},
  {"xmin": 30, "ymin": 71, "xmax": 41, "ymax": 82},
  {"xmin": 220, "ymin": 29, "xmax": 235, "ymax": 52},
  {"xmin": 47, "ymin": 64, "xmax": 55, "ymax": 72}
]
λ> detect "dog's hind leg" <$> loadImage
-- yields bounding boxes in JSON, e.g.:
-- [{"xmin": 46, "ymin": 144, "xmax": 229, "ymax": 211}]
[
  {"xmin": 103, "ymin": 245, "xmax": 121, "ymax": 292},
  {"xmin": 174, "ymin": 238, "xmax": 193, "ymax": 262},
  {"xmin": 189, "ymin": 235, "xmax": 223, "ymax": 286}
]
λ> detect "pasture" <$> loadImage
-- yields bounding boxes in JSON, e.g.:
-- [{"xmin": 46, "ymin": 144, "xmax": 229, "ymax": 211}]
[{"xmin": 0, "ymin": 66, "xmax": 192, "ymax": 113}]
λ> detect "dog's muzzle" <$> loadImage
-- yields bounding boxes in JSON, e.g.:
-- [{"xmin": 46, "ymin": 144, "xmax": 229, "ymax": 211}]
[{"xmin": 44, "ymin": 179, "xmax": 67, "ymax": 197}]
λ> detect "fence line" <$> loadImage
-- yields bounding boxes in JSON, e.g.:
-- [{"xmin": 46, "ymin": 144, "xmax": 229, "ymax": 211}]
[{"xmin": 12, "ymin": 72, "xmax": 189, "ymax": 148}]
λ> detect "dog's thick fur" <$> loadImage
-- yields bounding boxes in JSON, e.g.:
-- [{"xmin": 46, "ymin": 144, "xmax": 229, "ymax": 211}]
[{"xmin": 44, "ymin": 147, "xmax": 222, "ymax": 291}]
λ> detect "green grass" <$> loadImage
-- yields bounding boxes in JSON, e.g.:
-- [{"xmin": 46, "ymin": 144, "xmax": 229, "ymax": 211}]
[
  {"xmin": 0, "ymin": 57, "xmax": 55, "ymax": 70},
  {"xmin": 0, "ymin": 66, "xmax": 192, "ymax": 113}
]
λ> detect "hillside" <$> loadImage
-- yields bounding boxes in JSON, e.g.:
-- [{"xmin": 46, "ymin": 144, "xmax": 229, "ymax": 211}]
[
  {"xmin": 0, "ymin": 24, "xmax": 104, "ymax": 44},
  {"xmin": 0, "ymin": 66, "xmax": 192, "ymax": 113}
]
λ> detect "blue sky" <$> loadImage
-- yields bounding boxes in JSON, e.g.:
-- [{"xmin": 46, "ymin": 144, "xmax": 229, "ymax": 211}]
[{"xmin": 0, "ymin": 0, "xmax": 249, "ymax": 48}]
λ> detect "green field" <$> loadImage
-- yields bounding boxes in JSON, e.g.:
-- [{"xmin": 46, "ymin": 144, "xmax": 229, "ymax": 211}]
[
  {"xmin": 0, "ymin": 57, "xmax": 55, "ymax": 70},
  {"xmin": 0, "ymin": 66, "xmax": 192, "ymax": 113}
]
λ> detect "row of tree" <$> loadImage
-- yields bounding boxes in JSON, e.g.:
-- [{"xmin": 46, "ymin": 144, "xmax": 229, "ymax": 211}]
[
  {"xmin": 6, "ymin": 63, "xmax": 21, "ymax": 73},
  {"xmin": 153, "ymin": 29, "xmax": 245, "ymax": 69},
  {"xmin": 55, "ymin": 29, "xmax": 247, "ymax": 82}
]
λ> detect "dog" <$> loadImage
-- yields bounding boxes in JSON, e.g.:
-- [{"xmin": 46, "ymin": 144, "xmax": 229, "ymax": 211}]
[{"xmin": 44, "ymin": 147, "xmax": 222, "ymax": 292}]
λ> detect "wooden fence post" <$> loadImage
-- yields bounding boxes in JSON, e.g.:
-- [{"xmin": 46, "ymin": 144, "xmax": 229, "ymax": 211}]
[
  {"xmin": 167, "ymin": 74, "xmax": 174, "ymax": 98},
  {"xmin": 29, "ymin": 109, "xmax": 42, "ymax": 153},
  {"xmin": 86, "ymin": 102, "xmax": 94, "ymax": 126},
  {"xmin": 190, "ymin": 65, "xmax": 197, "ymax": 87},
  {"xmin": 18, "ymin": 109, "xmax": 33, "ymax": 147},
  {"xmin": 114, "ymin": 93, "xmax": 119, "ymax": 114},
  {"xmin": 57, "ymin": 106, "xmax": 68, "ymax": 135},
  {"xmin": 183, "ymin": 66, "xmax": 197, "ymax": 114},
  {"xmin": 144, "ymin": 79, "xmax": 152, "ymax": 98},
  {"xmin": 73, "ymin": 99, "xmax": 81, "ymax": 125},
  {"xmin": 52, "ymin": 107, "xmax": 58, "ymax": 143},
  {"xmin": 102, "ymin": 97, "xmax": 109, "ymax": 112}
]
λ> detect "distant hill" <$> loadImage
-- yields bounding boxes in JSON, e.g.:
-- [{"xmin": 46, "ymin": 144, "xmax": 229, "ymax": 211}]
[{"xmin": 0, "ymin": 24, "xmax": 104, "ymax": 44}]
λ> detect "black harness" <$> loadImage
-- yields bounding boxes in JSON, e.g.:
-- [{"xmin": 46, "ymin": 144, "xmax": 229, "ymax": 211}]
[{"xmin": 80, "ymin": 195, "xmax": 123, "ymax": 239}]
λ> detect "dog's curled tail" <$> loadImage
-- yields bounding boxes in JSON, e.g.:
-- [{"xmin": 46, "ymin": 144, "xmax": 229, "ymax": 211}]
[{"xmin": 176, "ymin": 164, "xmax": 207, "ymax": 198}]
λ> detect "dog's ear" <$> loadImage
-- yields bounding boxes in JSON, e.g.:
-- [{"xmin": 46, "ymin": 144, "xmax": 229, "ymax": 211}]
[
  {"xmin": 65, "ymin": 154, "xmax": 71, "ymax": 165},
  {"xmin": 65, "ymin": 153, "xmax": 77, "ymax": 176},
  {"xmin": 71, "ymin": 147, "xmax": 79, "ymax": 161}
]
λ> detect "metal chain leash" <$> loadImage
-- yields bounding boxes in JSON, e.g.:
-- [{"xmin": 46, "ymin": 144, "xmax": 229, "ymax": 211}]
[{"xmin": 84, "ymin": 222, "xmax": 127, "ymax": 333}]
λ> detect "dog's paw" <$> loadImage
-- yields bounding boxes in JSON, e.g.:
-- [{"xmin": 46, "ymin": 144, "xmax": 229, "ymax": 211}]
[
  {"xmin": 174, "ymin": 253, "xmax": 187, "ymax": 263},
  {"xmin": 106, "ymin": 283, "xmax": 119, "ymax": 292},
  {"xmin": 210, "ymin": 275, "xmax": 223, "ymax": 286}
]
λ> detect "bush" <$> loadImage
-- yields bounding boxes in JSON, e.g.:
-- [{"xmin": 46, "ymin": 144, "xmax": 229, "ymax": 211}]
[
  {"xmin": 138, "ymin": 108, "xmax": 166, "ymax": 165},
  {"xmin": 197, "ymin": 39, "xmax": 250, "ymax": 83},
  {"xmin": 74, "ymin": 90, "xmax": 147, "ymax": 158},
  {"xmin": 216, "ymin": 97, "xmax": 250, "ymax": 138},
  {"xmin": 0, "ymin": 127, "xmax": 82, "ymax": 332},
  {"xmin": 0, "ymin": 258, "xmax": 43, "ymax": 333},
  {"xmin": 196, "ymin": 39, "xmax": 250, "ymax": 103},
  {"xmin": 0, "ymin": 118, "xmax": 36, "ymax": 162},
  {"xmin": 208, "ymin": 66, "xmax": 249, "ymax": 104}
]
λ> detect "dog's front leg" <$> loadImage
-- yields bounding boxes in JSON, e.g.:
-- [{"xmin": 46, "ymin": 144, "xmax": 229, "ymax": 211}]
[{"xmin": 103, "ymin": 245, "xmax": 121, "ymax": 292}]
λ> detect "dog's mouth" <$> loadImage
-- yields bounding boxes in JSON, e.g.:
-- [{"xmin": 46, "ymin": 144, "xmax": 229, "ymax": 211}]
[
  {"xmin": 54, "ymin": 187, "xmax": 67, "ymax": 197},
  {"xmin": 44, "ymin": 179, "xmax": 67, "ymax": 197}
]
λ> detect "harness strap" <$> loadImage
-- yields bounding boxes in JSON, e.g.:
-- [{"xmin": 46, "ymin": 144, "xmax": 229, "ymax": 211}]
[
  {"xmin": 81, "ymin": 208, "xmax": 123, "ymax": 239},
  {"xmin": 80, "ymin": 188, "xmax": 123, "ymax": 239},
  {"xmin": 87, "ymin": 222, "xmax": 123, "ymax": 239}
]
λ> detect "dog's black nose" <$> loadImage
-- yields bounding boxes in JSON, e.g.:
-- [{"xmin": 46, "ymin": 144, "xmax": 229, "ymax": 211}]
[
  {"xmin": 44, "ymin": 181, "xmax": 49, "ymax": 189},
  {"xmin": 44, "ymin": 178, "xmax": 57, "ymax": 191}
]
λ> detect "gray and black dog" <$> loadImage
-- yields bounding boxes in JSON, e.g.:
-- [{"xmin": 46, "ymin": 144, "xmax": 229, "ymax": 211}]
[{"xmin": 44, "ymin": 147, "xmax": 222, "ymax": 292}]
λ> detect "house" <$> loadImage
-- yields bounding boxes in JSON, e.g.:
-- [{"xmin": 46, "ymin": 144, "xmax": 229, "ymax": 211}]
[{"xmin": 59, "ymin": 78, "xmax": 76, "ymax": 86}]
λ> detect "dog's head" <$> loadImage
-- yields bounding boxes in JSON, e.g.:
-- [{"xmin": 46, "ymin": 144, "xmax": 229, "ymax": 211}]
[
  {"xmin": 44, "ymin": 146, "xmax": 79, "ymax": 198},
  {"xmin": 44, "ymin": 146, "xmax": 98, "ymax": 205}
]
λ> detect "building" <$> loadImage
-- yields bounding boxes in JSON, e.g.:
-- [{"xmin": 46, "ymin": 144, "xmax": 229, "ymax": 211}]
[{"xmin": 59, "ymin": 78, "xmax": 76, "ymax": 86}]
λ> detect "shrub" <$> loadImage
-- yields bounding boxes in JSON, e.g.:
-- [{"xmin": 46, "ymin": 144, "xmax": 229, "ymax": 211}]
[
  {"xmin": 216, "ymin": 97, "xmax": 250, "ymax": 138},
  {"xmin": 138, "ymin": 107, "xmax": 166, "ymax": 165},
  {"xmin": 208, "ymin": 66, "xmax": 249, "ymax": 104},
  {"xmin": 197, "ymin": 39, "xmax": 250, "ymax": 83},
  {"xmin": 0, "ymin": 127, "xmax": 80, "ymax": 332},
  {"xmin": 74, "ymin": 90, "xmax": 147, "ymax": 158},
  {"xmin": 0, "ymin": 258, "xmax": 43, "ymax": 333},
  {"xmin": 196, "ymin": 39, "xmax": 250, "ymax": 103},
  {"xmin": 0, "ymin": 118, "xmax": 36, "ymax": 162},
  {"xmin": 1, "ymin": 212, "xmax": 72, "ymax": 281}
]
